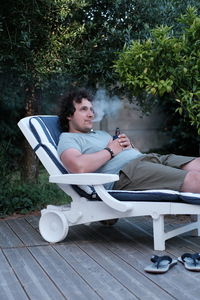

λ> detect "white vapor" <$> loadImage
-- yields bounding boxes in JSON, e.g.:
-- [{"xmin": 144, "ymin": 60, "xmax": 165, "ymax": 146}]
[{"xmin": 93, "ymin": 88, "xmax": 122, "ymax": 122}]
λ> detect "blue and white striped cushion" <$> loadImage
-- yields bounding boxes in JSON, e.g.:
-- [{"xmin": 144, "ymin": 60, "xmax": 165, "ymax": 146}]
[{"xmin": 29, "ymin": 116, "xmax": 96, "ymax": 198}]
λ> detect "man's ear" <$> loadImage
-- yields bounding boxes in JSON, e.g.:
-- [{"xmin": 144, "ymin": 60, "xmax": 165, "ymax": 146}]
[{"xmin": 67, "ymin": 116, "xmax": 71, "ymax": 120}]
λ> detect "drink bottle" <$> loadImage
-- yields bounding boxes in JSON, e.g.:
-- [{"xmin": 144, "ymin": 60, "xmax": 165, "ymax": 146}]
[{"xmin": 113, "ymin": 127, "xmax": 120, "ymax": 140}]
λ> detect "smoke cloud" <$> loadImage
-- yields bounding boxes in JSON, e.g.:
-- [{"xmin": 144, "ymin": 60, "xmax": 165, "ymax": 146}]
[{"xmin": 93, "ymin": 88, "xmax": 123, "ymax": 122}]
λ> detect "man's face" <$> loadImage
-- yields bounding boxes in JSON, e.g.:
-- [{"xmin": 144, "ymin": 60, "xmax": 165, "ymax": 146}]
[{"xmin": 68, "ymin": 98, "xmax": 94, "ymax": 133}]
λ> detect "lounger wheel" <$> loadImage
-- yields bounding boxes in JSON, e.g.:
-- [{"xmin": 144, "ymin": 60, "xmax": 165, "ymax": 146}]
[{"xmin": 39, "ymin": 211, "xmax": 69, "ymax": 243}]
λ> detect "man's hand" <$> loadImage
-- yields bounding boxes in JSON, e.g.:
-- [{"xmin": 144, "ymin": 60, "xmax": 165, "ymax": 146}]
[
  {"xmin": 107, "ymin": 133, "xmax": 132, "ymax": 156},
  {"xmin": 118, "ymin": 134, "xmax": 132, "ymax": 149}
]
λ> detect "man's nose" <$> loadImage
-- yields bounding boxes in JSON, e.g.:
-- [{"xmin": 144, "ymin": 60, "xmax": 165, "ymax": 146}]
[{"xmin": 88, "ymin": 109, "xmax": 94, "ymax": 117}]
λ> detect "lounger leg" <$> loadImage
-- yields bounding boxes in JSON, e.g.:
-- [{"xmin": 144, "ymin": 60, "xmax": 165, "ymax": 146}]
[
  {"xmin": 197, "ymin": 215, "xmax": 200, "ymax": 236},
  {"xmin": 193, "ymin": 215, "xmax": 200, "ymax": 236},
  {"xmin": 152, "ymin": 215, "xmax": 165, "ymax": 251}
]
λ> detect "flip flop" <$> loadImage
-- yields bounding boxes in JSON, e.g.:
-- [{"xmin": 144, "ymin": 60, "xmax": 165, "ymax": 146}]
[
  {"xmin": 178, "ymin": 253, "xmax": 200, "ymax": 271},
  {"xmin": 144, "ymin": 255, "xmax": 177, "ymax": 274}
]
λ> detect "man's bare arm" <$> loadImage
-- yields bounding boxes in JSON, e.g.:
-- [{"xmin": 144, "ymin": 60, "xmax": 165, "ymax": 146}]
[
  {"xmin": 60, "ymin": 148, "xmax": 113, "ymax": 173},
  {"xmin": 60, "ymin": 134, "xmax": 132, "ymax": 173}
]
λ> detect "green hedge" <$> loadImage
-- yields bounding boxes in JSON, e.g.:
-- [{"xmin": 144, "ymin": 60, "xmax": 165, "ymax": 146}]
[{"xmin": 0, "ymin": 169, "xmax": 71, "ymax": 218}]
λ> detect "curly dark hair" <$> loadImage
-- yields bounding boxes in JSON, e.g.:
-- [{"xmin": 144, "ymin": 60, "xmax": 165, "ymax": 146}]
[{"xmin": 58, "ymin": 87, "xmax": 93, "ymax": 132}]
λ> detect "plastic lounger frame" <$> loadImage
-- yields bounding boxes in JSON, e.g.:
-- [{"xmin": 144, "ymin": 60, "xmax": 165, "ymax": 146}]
[{"xmin": 18, "ymin": 115, "xmax": 200, "ymax": 250}]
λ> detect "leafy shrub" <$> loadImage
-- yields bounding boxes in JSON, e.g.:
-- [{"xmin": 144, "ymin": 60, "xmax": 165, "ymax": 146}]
[
  {"xmin": 115, "ymin": 7, "xmax": 200, "ymax": 134},
  {"xmin": 0, "ymin": 167, "xmax": 71, "ymax": 218}
]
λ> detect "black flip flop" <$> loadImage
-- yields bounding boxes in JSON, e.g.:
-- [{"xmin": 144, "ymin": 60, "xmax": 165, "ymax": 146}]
[
  {"xmin": 178, "ymin": 253, "xmax": 200, "ymax": 271},
  {"xmin": 144, "ymin": 255, "xmax": 177, "ymax": 274}
]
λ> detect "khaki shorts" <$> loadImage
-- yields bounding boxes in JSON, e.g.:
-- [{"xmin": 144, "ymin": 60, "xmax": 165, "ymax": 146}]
[{"xmin": 113, "ymin": 153, "xmax": 195, "ymax": 191}]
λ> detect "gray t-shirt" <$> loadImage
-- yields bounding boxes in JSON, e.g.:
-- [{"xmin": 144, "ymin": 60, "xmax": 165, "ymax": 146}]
[{"xmin": 57, "ymin": 130, "xmax": 143, "ymax": 189}]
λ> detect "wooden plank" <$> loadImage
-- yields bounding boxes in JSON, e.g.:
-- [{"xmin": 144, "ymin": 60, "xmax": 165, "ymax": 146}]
[
  {"xmin": 86, "ymin": 223, "xmax": 192, "ymax": 300},
  {"xmin": 0, "ymin": 250, "xmax": 28, "ymax": 300},
  {"xmin": 0, "ymin": 221, "xmax": 24, "ymax": 248},
  {"xmin": 116, "ymin": 218, "xmax": 161, "ymax": 253},
  {"xmin": 53, "ymin": 243, "xmax": 138, "ymax": 299},
  {"xmin": 4, "ymin": 247, "xmax": 66, "ymax": 300},
  {"xmin": 70, "ymin": 218, "xmax": 153, "ymax": 254},
  {"xmin": 126, "ymin": 216, "xmax": 200, "ymax": 254},
  {"xmin": 1, "ymin": 215, "xmax": 200, "ymax": 300},
  {"xmin": 25, "ymin": 215, "xmax": 40, "ymax": 230},
  {"xmin": 70, "ymin": 225, "xmax": 175, "ymax": 300},
  {"xmin": 29, "ymin": 245, "xmax": 101, "ymax": 300},
  {"xmin": 70, "ymin": 219, "xmax": 200, "ymax": 300},
  {"xmin": 108, "ymin": 218, "xmax": 200, "ymax": 300},
  {"xmin": 6, "ymin": 218, "xmax": 47, "ymax": 246}
]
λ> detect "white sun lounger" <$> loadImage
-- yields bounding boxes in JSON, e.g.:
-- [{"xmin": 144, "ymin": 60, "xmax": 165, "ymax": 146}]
[{"xmin": 18, "ymin": 115, "xmax": 200, "ymax": 250}]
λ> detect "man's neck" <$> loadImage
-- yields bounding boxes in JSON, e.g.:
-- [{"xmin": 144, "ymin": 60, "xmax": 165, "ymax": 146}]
[{"xmin": 69, "ymin": 129, "xmax": 93, "ymax": 133}]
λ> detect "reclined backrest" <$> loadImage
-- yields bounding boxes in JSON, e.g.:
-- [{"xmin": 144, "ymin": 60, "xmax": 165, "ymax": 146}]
[
  {"xmin": 29, "ymin": 116, "xmax": 96, "ymax": 199},
  {"xmin": 30, "ymin": 116, "xmax": 67, "ymax": 173}
]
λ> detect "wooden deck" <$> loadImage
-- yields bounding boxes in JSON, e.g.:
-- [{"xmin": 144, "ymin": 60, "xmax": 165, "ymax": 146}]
[{"xmin": 1, "ymin": 214, "xmax": 200, "ymax": 300}]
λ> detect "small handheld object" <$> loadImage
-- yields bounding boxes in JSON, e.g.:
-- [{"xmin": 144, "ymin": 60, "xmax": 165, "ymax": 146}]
[{"xmin": 113, "ymin": 127, "xmax": 120, "ymax": 140}]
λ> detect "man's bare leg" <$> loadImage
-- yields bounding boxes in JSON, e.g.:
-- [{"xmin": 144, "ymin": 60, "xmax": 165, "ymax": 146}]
[
  {"xmin": 181, "ymin": 157, "xmax": 200, "ymax": 172},
  {"xmin": 181, "ymin": 171, "xmax": 200, "ymax": 193},
  {"xmin": 181, "ymin": 158, "xmax": 200, "ymax": 193}
]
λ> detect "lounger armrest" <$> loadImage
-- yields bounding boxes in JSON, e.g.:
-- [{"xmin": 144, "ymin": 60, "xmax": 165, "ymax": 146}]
[
  {"xmin": 49, "ymin": 173, "xmax": 133, "ymax": 212},
  {"xmin": 49, "ymin": 173, "xmax": 132, "ymax": 212},
  {"xmin": 49, "ymin": 173, "xmax": 119, "ymax": 185},
  {"xmin": 94, "ymin": 185, "xmax": 133, "ymax": 212}
]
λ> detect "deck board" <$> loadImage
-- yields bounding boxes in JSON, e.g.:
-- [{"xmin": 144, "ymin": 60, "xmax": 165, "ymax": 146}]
[
  {"xmin": 54, "ymin": 243, "xmax": 138, "ymax": 299},
  {"xmin": 6, "ymin": 218, "xmax": 47, "ymax": 246},
  {"xmin": 0, "ymin": 250, "xmax": 28, "ymax": 300},
  {"xmin": 1, "ymin": 215, "xmax": 200, "ymax": 299},
  {"xmin": 4, "ymin": 247, "xmax": 65, "ymax": 300},
  {"xmin": 29, "ymin": 245, "xmax": 101, "ymax": 299},
  {"xmin": 0, "ymin": 221, "xmax": 24, "ymax": 248}
]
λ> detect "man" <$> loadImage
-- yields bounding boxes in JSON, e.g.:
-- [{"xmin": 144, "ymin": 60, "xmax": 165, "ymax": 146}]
[{"xmin": 58, "ymin": 88, "xmax": 200, "ymax": 193}]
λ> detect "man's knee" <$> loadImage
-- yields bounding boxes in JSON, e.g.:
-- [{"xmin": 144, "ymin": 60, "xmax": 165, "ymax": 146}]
[{"xmin": 181, "ymin": 171, "xmax": 200, "ymax": 193}]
